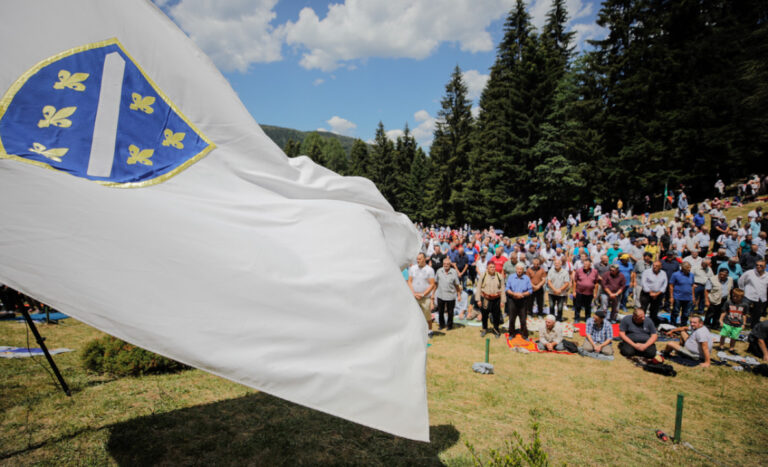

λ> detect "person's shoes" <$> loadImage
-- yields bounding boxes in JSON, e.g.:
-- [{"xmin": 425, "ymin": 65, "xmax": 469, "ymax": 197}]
[
  {"xmin": 480, "ymin": 330, "xmax": 487, "ymax": 337},
  {"xmin": 446, "ymin": 326, "xmax": 453, "ymax": 331},
  {"xmin": 428, "ymin": 331, "xmax": 434, "ymax": 339},
  {"xmin": 438, "ymin": 325, "xmax": 445, "ymax": 330},
  {"xmin": 493, "ymin": 329, "xmax": 501, "ymax": 338},
  {"xmin": 728, "ymin": 349, "xmax": 739, "ymax": 355}
]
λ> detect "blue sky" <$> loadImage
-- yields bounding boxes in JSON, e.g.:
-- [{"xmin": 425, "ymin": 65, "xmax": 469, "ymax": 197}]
[{"xmin": 154, "ymin": 0, "xmax": 606, "ymax": 149}]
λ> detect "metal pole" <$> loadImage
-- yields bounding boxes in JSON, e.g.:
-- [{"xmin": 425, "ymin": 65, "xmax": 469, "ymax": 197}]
[
  {"xmin": 485, "ymin": 337, "xmax": 490, "ymax": 363},
  {"xmin": 20, "ymin": 308, "xmax": 71, "ymax": 396},
  {"xmin": 674, "ymin": 393, "xmax": 684, "ymax": 443}
]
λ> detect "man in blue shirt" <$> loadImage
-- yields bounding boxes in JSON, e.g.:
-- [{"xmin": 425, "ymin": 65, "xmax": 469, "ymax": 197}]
[
  {"xmin": 661, "ymin": 251, "xmax": 681, "ymax": 311},
  {"xmin": 616, "ymin": 254, "xmax": 636, "ymax": 313},
  {"xmin": 717, "ymin": 256, "xmax": 743, "ymax": 281},
  {"xmin": 693, "ymin": 211, "xmax": 706, "ymax": 229},
  {"xmin": 669, "ymin": 262, "xmax": 695, "ymax": 326},
  {"xmin": 506, "ymin": 263, "xmax": 532, "ymax": 338},
  {"xmin": 464, "ymin": 242, "xmax": 478, "ymax": 287}
]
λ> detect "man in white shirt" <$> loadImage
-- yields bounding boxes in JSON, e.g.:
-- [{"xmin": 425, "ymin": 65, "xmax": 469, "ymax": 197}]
[
  {"xmin": 662, "ymin": 316, "xmax": 712, "ymax": 367},
  {"xmin": 641, "ymin": 261, "xmax": 668, "ymax": 325},
  {"xmin": 738, "ymin": 260, "xmax": 768, "ymax": 328},
  {"xmin": 408, "ymin": 253, "xmax": 436, "ymax": 336}
]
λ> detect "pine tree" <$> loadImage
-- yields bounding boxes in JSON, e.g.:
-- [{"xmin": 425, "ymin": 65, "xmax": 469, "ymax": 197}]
[
  {"xmin": 349, "ymin": 139, "xmax": 371, "ymax": 178},
  {"xmin": 300, "ymin": 132, "xmax": 326, "ymax": 166},
  {"xmin": 370, "ymin": 122, "xmax": 397, "ymax": 206},
  {"xmin": 283, "ymin": 139, "xmax": 301, "ymax": 157},
  {"xmin": 427, "ymin": 65, "xmax": 474, "ymax": 225},
  {"xmin": 407, "ymin": 147, "xmax": 432, "ymax": 222},
  {"xmin": 394, "ymin": 124, "xmax": 417, "ymax": 215},
  {"xmin": 323, "ymin": 138, "xmax": 349, "ymax": 175}
]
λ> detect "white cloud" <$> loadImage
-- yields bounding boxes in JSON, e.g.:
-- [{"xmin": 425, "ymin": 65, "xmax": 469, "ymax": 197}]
[
  {"xmin": 164, "ymin": 0, "xmax": 284, "ymax": 73},
  {"xmin": 462, "ymin": 69, "xmax": 489, "ymax": 102},
  {"xmin": 471, "ymin": 105, "xmax": 481, "ymax": 119},
  {"xmin": 571, "ymin": 22, "xmax": 608, "ymax": 49},
  {"xmin": 313, "ymin": 78, "xmax": 325, "ymax": 86},
  {"xmin": 528, "ymin": 0, "xmax": 592, "ymax": 30},
  {"xmin": 281, "ymin": 0, "xmax": 518, "ymax": 71},
  {"xmin": 386, "ymin": 129, "xmax": 404, "ymax": 141},
  {"xmin": 317, "ymin": 127, "xmax": 328, "ymax": 132},
  {"xmin": 326, "ymin": 116, "xmax": 357, "ymax": 136},
  {"xmin": 411, "ymin": 109, "xmax": 436, "ymax": 147}
]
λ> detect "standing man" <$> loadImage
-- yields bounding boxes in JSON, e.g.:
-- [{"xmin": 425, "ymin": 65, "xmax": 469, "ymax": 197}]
[
  {"xmin": 454, "ymin": 246, "xmax": 470, "ymax": 289},
  {"xmin": 527, "ymin": 258, "xmax": 547, "ymax": 316},
  {"xmin": 476, "ymin": 262, "xmax": 505, "ymax": 338},
  {"xmin": 429, "ymin": 244, "xmax": 446, "ymax": 273},
  {"xmin": 547, "ymin": 259, "xmax": 571, "ymax": 322},
  {"xmin": 572, "ymin": 258, "xmax": 600, "ymax": 322},
  {"xmin": 704, "ymin": 267, "xmax": 732, "ymax": 329},
  {"xmin": 738, "ymin": 260, "xmax": 768, "ymax": 328},
  {"xmin": 634, "ymin": 252, "xmax": 653, "ymax": 309},
  {"xmin": 641, "ymin": 261, "xmax": 668, "ymax": 325},
  {"xmin": 408, "ymin": 253, "xmax": 436, "ymax": 337},
  {"xmin": 506, "ymin": 264, "xmax": 533, "ymax": 338},
  {"xmin": 601, "ymin": 264, "xmax": 626, "ymax": 323},
  {"xmin": 669, "ymin": 261, "xmax": 696, "ymax": 326},
  {"xmin": 660, "ymin": 251, "xmax": 681, "ymax": 311},
  {"xmin": 616, "ymin": 254, "xmax": 636, "ymax": 313},
  {"xmin": 434, "ymin": 258, "xmax": 461, "ymax": 331}
]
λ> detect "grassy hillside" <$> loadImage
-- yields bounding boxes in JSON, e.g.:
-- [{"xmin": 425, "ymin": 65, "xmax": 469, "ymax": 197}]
[{"xmin": 260, "ymin": 124, "xmax": 358, "ymax": 155}]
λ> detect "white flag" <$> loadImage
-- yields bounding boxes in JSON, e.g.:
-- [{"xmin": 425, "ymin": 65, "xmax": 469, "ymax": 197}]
[{"xmin": 0, "ymin": 0, "xmax": 428, "ymax": 441}]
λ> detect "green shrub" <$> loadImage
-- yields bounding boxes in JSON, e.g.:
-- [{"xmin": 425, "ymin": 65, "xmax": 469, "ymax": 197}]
[
  {"xmin": 466, "ymin": 423, "xmax": 550, "ymax": 466},
  {"xmin": 81, "ymin": 336, "xmax": 187, "ymax": 376}
]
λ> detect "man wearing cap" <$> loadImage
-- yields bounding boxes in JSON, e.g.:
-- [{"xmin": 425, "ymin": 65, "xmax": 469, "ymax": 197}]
[
  {"xmin": 537, "ymin": 314, "xmax": 565, "ymax": 351},
  {"xmin": 601, "ymin": 264, "xmax": 626, "ymax": 323},
  {"xmin": 580, "ymin": 310, "xmax": 614, "ymax": 356}
]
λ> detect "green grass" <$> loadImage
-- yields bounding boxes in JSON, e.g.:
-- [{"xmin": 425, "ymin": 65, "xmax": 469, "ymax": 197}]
[{"xmin": 1, "ymin": 200, "xmax": 767, "ymax": 465}]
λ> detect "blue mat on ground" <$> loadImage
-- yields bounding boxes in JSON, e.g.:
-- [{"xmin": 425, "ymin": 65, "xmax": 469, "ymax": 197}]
[
  {"xmin": 0, "ymin": 312, "xmax": 69, "ymax": 322},
  {"xmin": 0, "ymin": 346, "xmax": 73, "ymax": 358}
]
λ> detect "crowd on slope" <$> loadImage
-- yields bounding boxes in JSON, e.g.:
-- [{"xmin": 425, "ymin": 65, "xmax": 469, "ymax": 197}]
[{"xmin": 407, "ymin": 190, "xmax": 768, "ymax": 368}]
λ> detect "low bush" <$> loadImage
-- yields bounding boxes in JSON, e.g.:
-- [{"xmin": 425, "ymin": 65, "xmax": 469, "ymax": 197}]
[
  {"xmin": 466, "ymin": 423, "xmax": 550, "ymax": 466},
  {"xmin": 81, "ymin": 336, "xmax": 187, "ymax": 376}
]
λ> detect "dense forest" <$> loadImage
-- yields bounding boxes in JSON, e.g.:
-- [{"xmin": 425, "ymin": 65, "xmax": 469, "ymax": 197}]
[{"xmin": 272, "ymin": 0, "xmax": 768, "ymax": 234}]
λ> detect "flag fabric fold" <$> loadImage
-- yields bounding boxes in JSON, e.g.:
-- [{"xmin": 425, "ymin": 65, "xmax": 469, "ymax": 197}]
[{"xmin": 0, "ymin": 0, "xmax": 428, "ymax": 441}]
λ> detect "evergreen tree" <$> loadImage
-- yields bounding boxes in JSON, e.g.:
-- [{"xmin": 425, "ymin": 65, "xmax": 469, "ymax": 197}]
[
  {"xmin": 283, "ymin": 139, "xmax": 301, "ymax": 157},
  {"xmin": 370, "ymin": 122, "xmax": 397, "ymax": 206},
  {"xmin": 394, "ymin": 124, "xmax": 417, "ymax": 215},
  {"xmin": 427, "ymin": 65, "xmax": 474, "ymax": 225},
  {"xmin": 407, "ymin": 147, "xmax": 431, "ymax": 222},
  {"xmin": 349, "ymin": 139, "xmax": 371, "ymax": 178},
  {"xmin": 323, "ymin": 138, "xmax": 349, "ymax": 175},
  {"xmin": 300, "ymin": 132, "xmax": 326, "ymax": 166}
]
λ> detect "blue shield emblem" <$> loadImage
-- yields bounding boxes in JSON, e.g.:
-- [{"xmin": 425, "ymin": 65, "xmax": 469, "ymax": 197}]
[{"xmin": 0, "ymin": 38, "xmax": 215, "ymax": 187}]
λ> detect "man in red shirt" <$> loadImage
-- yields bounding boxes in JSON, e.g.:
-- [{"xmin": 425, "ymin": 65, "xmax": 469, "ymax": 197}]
[
  {"xmin": 488, "ymin": 246, "xmax": 508, "ymax": 277},
  {"xmin": 572, "ymin": 258, "xmax": 601, "ymax": 322},
  {"xmin": 601, "ymin": 264, "xmax": 626, "ymax": 323}
]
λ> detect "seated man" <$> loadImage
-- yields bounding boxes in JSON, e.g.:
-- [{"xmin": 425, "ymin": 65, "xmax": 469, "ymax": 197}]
[
  {"xmin": 661, "ymin": 316, "xmax": 712, "ymax": 367},
  {"xmin": 537, "ymin": 314, "xmax": 564, "ymax": 351},
  {"xmin": 619, "ymin": 308, "xmax": 659, "ymax": 359},
  {"xmin": 580, "ymin": 310, "xmax": 614, "ymax": 355},
  {"xmin": 747, "ymin": 320, "xmax": 768, "ymax": 361}
]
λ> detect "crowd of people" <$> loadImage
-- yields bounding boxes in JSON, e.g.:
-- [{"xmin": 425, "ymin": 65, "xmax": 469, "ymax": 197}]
[{"xmin": 407, "ymin": 191, "xmax": 768, "ymax": 368}]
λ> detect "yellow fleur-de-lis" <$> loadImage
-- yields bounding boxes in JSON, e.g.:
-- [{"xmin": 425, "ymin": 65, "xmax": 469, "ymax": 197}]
[
  {"xmin": 162, "ymin": 129, "xmax": 185, "ymax": 149},
  {"xmin": 129, "ymin": 93, "xmax": 155, "ymax": 114},
  {"xmin": 127, "ymin": 145, "xmax": 154, "ymax": 166},
  {"xmin": 37, "ymin": 105, "xmax": 76, "ymax": 128},
  {"xmin": 29, "ymin": 142, "xmax": 69, "ymax": 162},
  {"xmin": 53, "ymin": 70, "xmax": 89, "ymax": 91}
]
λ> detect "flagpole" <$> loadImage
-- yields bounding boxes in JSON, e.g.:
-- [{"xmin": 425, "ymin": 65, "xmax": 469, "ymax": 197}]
[{"xmin": 19, "ymin": 309, "xmax": 71, "ymax": 396}]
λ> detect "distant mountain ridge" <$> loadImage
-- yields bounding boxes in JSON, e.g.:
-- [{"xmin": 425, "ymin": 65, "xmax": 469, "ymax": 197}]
[{"xmin": 260, "ymin": 124, "xmax": 358, "ymax": 155}]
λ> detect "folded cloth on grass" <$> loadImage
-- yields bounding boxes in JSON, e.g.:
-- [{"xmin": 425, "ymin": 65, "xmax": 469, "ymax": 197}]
[
  {"xmin": 453, "ymin": 318, "xmax": 482, "ymax": 327},
  {"xmin": 717, "ymin": 351, "xmax": 759, "ymax": 366},
  {"xmin": 577, "ymin": 348, "xmax": 615, "ymax": 361},
  {"xmin": 472, "ymin": 362, "xmax": 494, "ymax": 374},
  {"xmin": 506, "ymin": 334, "xmax": 538, "ymax": 352},
  {"xmin": 0, "ymin": 346, "xmax": 73, "ymax": 358}
]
